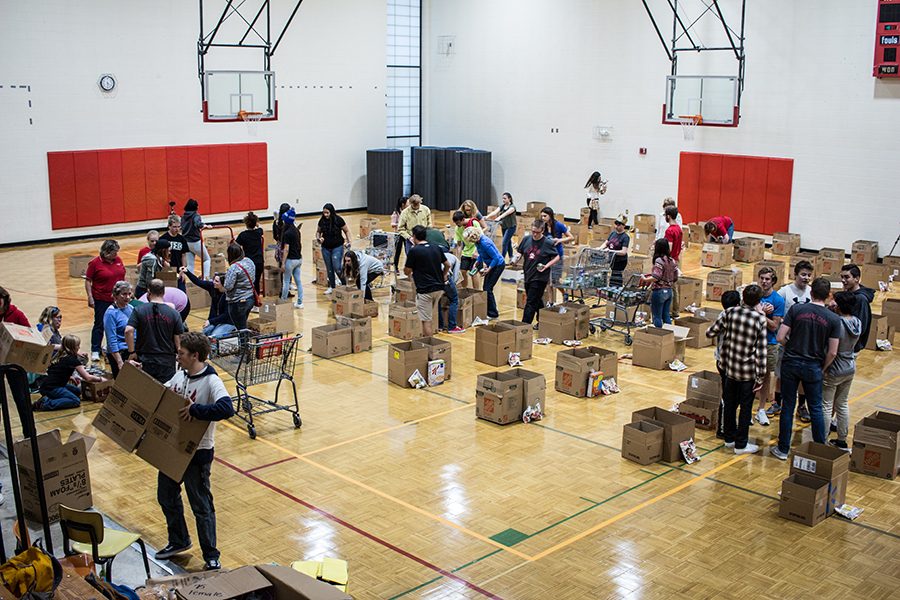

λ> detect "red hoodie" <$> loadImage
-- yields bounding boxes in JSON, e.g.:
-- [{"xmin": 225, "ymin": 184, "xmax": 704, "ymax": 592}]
[{"xmin": 1, "ymin": 304, "xmax": 30, "ymax": 327}]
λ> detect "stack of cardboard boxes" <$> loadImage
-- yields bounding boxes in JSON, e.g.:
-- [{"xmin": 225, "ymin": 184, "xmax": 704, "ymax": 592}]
[
  {"xmin": 677, "ymin": 370, "xmax": 721, "ymax": 431},
  {"xmin": 538, "ymin": 303, "xmax": 590, "ymax": 343},
  {"xmin": 706, "ymin": 269, "xmax": 743, "ymax": 301},
  {"xmin": 631, "ymin": 214, "xmax": 656, "ymax": 255},
  {"xmin": 335, "ymin": 315, "xmax": 372, "ymax": 354},
  {"xmin": 815, "ymin": 247, "xmax": 845, "ymax": 279},
  {"xmin": 850, "ymin": 411, "xmax": 900, "ymax": 479},
  {"xmin": 629, "ymin": 407, "xmax": 696, "ymax": 463},
  {"xmin": 732, "ymin": 237, "xmax": 765, "ymax": 263},
  {"xmin": 331, "ymin": 286, "xmax": 363, "ymax": 318},
  {"xmin": 779, "ymin": 442, "xmax": 849, "ymax": 526},
  {"xmin": 771, "ymin": 232, "xmax": 801, "ymax": 255},
  {"xmin": 476, "ymin": 368, "xmax": 546, "ymax": 424}
]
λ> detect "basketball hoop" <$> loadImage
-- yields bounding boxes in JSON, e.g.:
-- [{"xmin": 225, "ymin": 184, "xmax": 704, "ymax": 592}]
[
  {"xmin": 677, "ymin": 115, "xmax": 702, "ymax": 141},
  {"xmin": 238, "ymin": 110, "xmax": 265, "ymax": 136}
]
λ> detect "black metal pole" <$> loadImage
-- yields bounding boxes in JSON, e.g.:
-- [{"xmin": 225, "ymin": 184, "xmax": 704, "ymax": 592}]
[
  {"xmin": 202, "ymin": 0, "xmax": 236, "ymax": 55},
  {"xmin": 641, "ymin": 0, "xmax": 673, "ymax": 62},
  {"xmin": 270, "ymin": 0, "xmax": 305, "ymax": 57},
  {"xmin": 712, "ymin": 0, "xmax": 741, "ymax": 60}
]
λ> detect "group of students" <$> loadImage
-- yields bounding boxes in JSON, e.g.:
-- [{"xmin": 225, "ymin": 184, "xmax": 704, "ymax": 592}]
[{"xmin": 707, "ymin": 261, "xmax": 875, "ymax": 457}]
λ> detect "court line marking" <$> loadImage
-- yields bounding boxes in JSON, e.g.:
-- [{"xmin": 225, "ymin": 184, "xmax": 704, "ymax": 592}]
[{"xmin": 215, "ymin": 456, "xmax": 504, "ymax": 600}]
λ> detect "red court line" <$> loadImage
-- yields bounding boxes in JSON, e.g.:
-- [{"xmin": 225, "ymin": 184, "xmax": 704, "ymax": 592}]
[
  {"xmin": 244, "ymin": 456, "xmax": 298, "ymax": 473},
  {"xmin": 215, "ymin": 457, "xmax": 504, "ymax": 600}
]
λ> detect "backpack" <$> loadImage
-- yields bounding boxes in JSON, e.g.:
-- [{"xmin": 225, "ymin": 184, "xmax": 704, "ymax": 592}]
[{"xmin": 0, "ymin": 543, "xmax": 62, "ymax": 598}]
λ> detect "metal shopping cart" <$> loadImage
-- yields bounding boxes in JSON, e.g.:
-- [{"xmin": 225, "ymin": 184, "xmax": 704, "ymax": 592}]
[
  {"xmin": 591, "ymin": 274, "xmax": 651, "ymax": 345},
  {"xmin": 209, "ymin": 329, "xmax": 302, "ymax": 439},
  {"xmin": 365, "ymin": 230, "xmax": 400, "ymax": 287},
  {"xmin": 556, "ymin": 247, "xmax": 614, "ymax": 304}
]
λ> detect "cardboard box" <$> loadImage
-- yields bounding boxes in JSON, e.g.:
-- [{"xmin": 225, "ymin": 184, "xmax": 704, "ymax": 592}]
[
  {"xmin": 475, "ymin": 371, "xmax": 523, "ymax": 424},
  {"xmin": 136, "ymin": 388, "xmax": 211, "ymax": 482},
  {"xmin": 631, "ymin": 327, "xmax": 675, "ymax": 370},
  {"xmin": 660, "ymin": 323, "xmax": 691, "ymax": 361},
  {"xmin": 263, "ymin": 266, "xmax": 282, "ymax": 297},
  {"xmin": 316, "ymin": 261, "xmax": 328, "ymax": 287},
  {"xmin": 632, "ymin": 213, "xmax": 657, "ymax": 234},
  {"xmin": 681, "ymin": 225, "xmax": 691, "ymax": 248},
  {"xmin": 686, "ymin": 370, "xmax": 722, "ymax": 402},
  {"xmin": 538, "ymin": 306, "xmax": 576, "ymax": 343},
  {"xmin": 688, "ymin": 222, "xmax": 707, "ymax": 244},
  {"xmin": 590, "ymin": 224, "xmax": 614, "ymax": 243},
  {"xmin": 475, "ymin": 324, "xmax": 517, "ymax": 366},
  {"xmin": 732, "ymin": 237, "xmax": 765, "ymax": 263},
  {"xmin": 185, "ymin": 282, "xmax": 211, "ymax": 310},
  {"xmin": 81, "ymin": 379, "xmax": 113, "ymax": 403},
  {"xmin": 203, "ymin": 235, "xmax": 230, "ymax": 257},
  {"xmin": 772, "ymin": 232, "xmax": 801, "ymax": 255},
  {"xmin": 414, "ymin": 336, "xmax": 452, "ymax": 379},
  {"xmin": 621, "ymin": 421, "xmax": 664, "ymax": 465},
  {"xmin": 247, "ymin": 317, "xmax": 277, "ymax": 335},
  {"xmin": 124, "ymin": 264, "xmax": 140, "ymax": 287},
  {"xmin": 859, "ymin": 263, "xmax": 890, "ymax": 290},
  {"xmin": 790, "ymin": 441, "xmax": 850, "ymax": 515},
  {"xmin": 209, "ymin": 253, "xmax": 228, "ymax": 277},
  {"xmin": 884, "ymin": 255, "xmax": 900, "ymax": 279},
  {"xmin": 310, "ymin": 324, "xmax": 352, "ymax": 358},
  {"xmin": 851, "ymin": 240, "xmax": 878, "ymax": 265},
  {"xmin": 351, "ymin": 299, "xmax": 380, "ymax": 319},
  {"xmin": 865, "ymin": 314, "xmax": 890, "ymax": 350},
  {"xmin": 677, "ymin": 397, "xmax": 719, "ymax": 431},
  {"xmin": 332, "ymin": 286, "xmax": 364, "ymax": 318},
  {"xmin": 555, "ymin": 348, "xmax": 600, "ymax": 397},
  {"xmin": 91, "ymin": 363, "xmax": 165, "ymax": 452},
  {"xmin": 388, "ymin": 301, "xmax": 422, "ymax": 340},
  {"xmin": 584, "ymin": 346, "xmax": 618, "ymax": 380},
  {"xmin": 506, "ymin": 368, "xmax": 546, "ymax": 411},
  {"xmin": 673, "ymin": 277, "xmax": 703, "ymax": 313},
  {"xmin": 706, "ymin": 269, "xmax": 743, "ymax": 301},
  {"xmin": 853, "ymin": 415, "xmax": 900, "ymax": 449},
  {"xmin": 387, "ymin": 341, "xmax": 429, "ymax": 388},
  {"xmin": 622, "ymin": 253, "xmax": 653, "ymax": 284},
  {"xmin": 359, "ymin": 217, "xmax": 379, "ymax": 238},
  {"xmin": 631, "ymin": 407, "xmax": 696, "ymax": 463},
  {"xmin": 701, "ymin": 243, "xmax": 732, "ymax": 268},
  {"xmin": 579, "ymin": 207, "xmax": 591, "ymax": 225},
  {"xmin": 0, "ymin": 323, "xmax": 53, "ymax": 374},
  {"xmin": 789, "ymin": 252, "xmax": 818, "ymax": 275},
  {"xmin": 440, "ymin": 293, "xmax": 474, "ymax": 329},
  {"xmin": 68, "ymin": 254, "xmax": 93, "ymax": 278},
  {"xmin": 673, "ymin": 316, "xmax": 712, "ymax": 349},
  {"xmin": 526, "ymin": 201, "xmax": 546, "ymax": 214},
  {"xmin": 882, "ymin": 298, "xmax": 900, "ymax": 331},
  {"xmin": 496, "ymin": 319, "xmax": 532, "ymax": 361},
  {"xmin": 560, "ymin": 302, "xmax": 591, "ymax": 339},
  {"xmin": 264, "ymin": 244, "xmax": 279, "ymax": 268},
  {"xmin": 753, "ymin": 260, "xmax": 787, "ymax": 286},
  {"xmin": 779, "ymin": 473, "xmax": 830, "ymax": 527},
  {"xmin": 459, "ymin": 288, "xmax": 488, "ymax": 320},
  {"xmin": 260, "ymin": 297, "xmax": 294, "ymax": 333},
  {"xmin": 14, "ymin": 430, "xmax": 94, "ymax": 522},
  {"xmin": 337, "ymin": 316, "xmax": 372, "ymax": 353},
  {"xmin": 157, "ymin": 268, "xmax": 179, "ymax": 287},
  {"xmin": 694, "ymin": 306, "xmax": 723, "ymax": 322},
  {"xmin": 176, "ymin": 564, "xmax": 352, "ymax": 600},
  {"xmin": 851, "ymin": 441, "xmax": 900, "ymax": 480},
  {"xmin": 631, "ymin": 232, "xmax": 655, "ymax": 256}
]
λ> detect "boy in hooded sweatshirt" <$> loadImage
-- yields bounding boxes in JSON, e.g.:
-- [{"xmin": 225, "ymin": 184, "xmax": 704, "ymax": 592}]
[
  {"xmin": 838, "ymin": 264, "xmax": 874, "ymax": 352},
  {"xmin": 822, "ymin": 292, "xmax": 862, "ymax": 450},
  {"xmin": 154, "ymin": 331, "xmax": 234, "ymax": 571}
]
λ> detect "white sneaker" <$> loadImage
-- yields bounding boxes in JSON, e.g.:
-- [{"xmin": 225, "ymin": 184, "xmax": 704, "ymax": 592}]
[
  {"xmin": 90, "ymin": 351, "xmax": 100, "ymax": 362},
  {"xmin": 734, "ymin": 443, "xmax": 759, "ymax": 455},
  {"xmin": 756, "ymin": 409, "xmax": 770, "ymax": 426},
  {"xmin": 724, "ymin": 442, "xmax": 735, "ymax": 449},
  {"xmin": 294, "ymin": 303, "xmax": 304, "ymax": 309},
  {"xmin": 324, "ymin": 288, "xmax": 333, "ymax": 295}
]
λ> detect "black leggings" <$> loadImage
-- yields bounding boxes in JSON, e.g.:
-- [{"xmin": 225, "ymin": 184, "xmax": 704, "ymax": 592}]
[{"xmin": 393, "ymin": 235, "xmax": 405, "ymax": 270}]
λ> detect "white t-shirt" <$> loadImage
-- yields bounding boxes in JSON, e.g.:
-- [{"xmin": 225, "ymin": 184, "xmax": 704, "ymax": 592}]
[
  {"xmin": 778, "ymin": 283, "xmax": 811, "ymax": 309},
  {"xmin": 165, "ymin": 366, "xmax": 230, "ymax": 450}
]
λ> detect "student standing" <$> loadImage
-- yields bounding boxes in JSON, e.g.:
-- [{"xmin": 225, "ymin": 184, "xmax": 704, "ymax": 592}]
[
  {"xmin": 181, "ymin": 199, "xmax": 211, "ymax": 279},
  {"xmin": 159, "ymin": 215, "xmax": 189, "ymax": 272},
  {"xmin": 236, "ymin": 212, "xmax": 264, "ymax": 293},
  {"xmin": 714, "ymin": 291, "xmax": 742, "ymax": 439},
  {"xmin": 822, "ymin": 292, "xmax": 861, "ymax": 450},
  {"xmin": 404, "ymin": 225, "xmax": 449, "ymax": 337},
  {"xmin": 278, "ymin": 209, "xmax": 303, "ymax": 308},
  {"xmin": 656, "ymin": 198, "xmax": 683, "ymax": 240},
  {"xmin": 485, "ymin": 192, "xmax": 518, "ymax": 261},
  {"xmin": 138, "ymin": 230, "xmax": 159, "ymax": 263},
  {"xmin": 772, "ymin": 278, "xmax": 842, "ymax": 460},
  {"xmin": 753, "ymin": 267, "xmax": 785, "ymax": 426},
  {"xmin": 662, "ymin": 206, "xmax": 684, "ymax": 263},
  {"xmin": 640, "ymin": 238, "xmax": 678, "ymax": 327},
  {"xmin": 398, "ymin": 195, "xmax": 433, "ymax": 255},
  {"xmin": 452, "ymin": 211, "xmax": 483, "ymax": 289},
  {"xmin": 84, "ymin": 240, "xmax": 126, "ymax": 361},
  {"xmin": 540, "ymin": 207, "xmax": 573, "ymax": 302},
  {"xmin": 155, "ymin": 331, "xmax": 234, "ymax": 571},
  {"xmin": 391, "ymin": 196, "xmax": 408, "ymax": 273},
  {"xmin": 705, "ymin": 285, "xmax": 768, "ymax": 455},
  {"xmin": 103, "ymin": 282, "xmax": 135, "ymax": 378},
  {"xmin": 838, "ymin": 264, "xmax": 874, "ymax": 352},
  {"xmin": 136, "ymin": 239, "xmax": 170, "ymax": 299},
  {"xmin": 599, "ymin": 214, "xmax": 630, "ymax": 286},
  {"xmin": 466, "ymin": 227, "xmax": 505, "ymax": 319},
  {"xmin": 513, "ymin": 219, "xmax": 560, "ymax": 325},
  {"xmin": 317, "ymin": 203, "xmax": 351, "ymax": 294},
  {"xmin": 769, "ymin": 260, "xmax": 815, "ymax": 420},
  {"xmin": 584, "ymin": 172, "xmax": 605, "ymax": 228},
  {"xmin": 126, "ymin": 279, "xmax": 185, "ymax": 384}
]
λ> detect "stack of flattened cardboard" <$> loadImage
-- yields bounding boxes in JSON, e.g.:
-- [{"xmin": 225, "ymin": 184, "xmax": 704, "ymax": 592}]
[
  {"xmin": 850, "ymin": 411, "xmax": 900, "ymax": 479},
  {"xmin": 781, "ymin": 442, "xmax": 850, "ymax": 526}
]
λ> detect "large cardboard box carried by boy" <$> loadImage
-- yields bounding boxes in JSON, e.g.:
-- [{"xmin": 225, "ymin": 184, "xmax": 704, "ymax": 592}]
[
  {"xmin": 621, "ymin": 421, "xmax": 664, "ymax": 465},
  {"xmin": 136, "ymin": 388, "xmax": 211, "ymax": 482},
  {"xmin": 14, "ymin": 430, "xmax": 95, "ymax": 522},
  {"xmin": 92, "ymin": 363, "xmax": 165, "ymax": 452},
  {"xmin": 631, "ymin": 407, "xmax": 696, "ymax": 463},
  {"xmin": 631, "ymin": 327, "xmax": 675, "ymax": 370},
  {"xmin": 555, "ymin": 348, "xmax": 600, "ymax": 397}
]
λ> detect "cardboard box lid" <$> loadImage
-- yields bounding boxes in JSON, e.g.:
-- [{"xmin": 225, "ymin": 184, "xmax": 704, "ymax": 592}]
[
  {"xmin": 633, "ymin": 327, "xmax": 675, "ymax": 344},
  {"xmin": 624, "ymin": 420, "xmax": 664, "ymax": 438},
  {"xmin": 556, "ymin": 348, "xmax": 601, "ymax": 370},
  {"xmin": 177, "ymin": 565, "xmax": 272, "ymax": 600},
  {"xmin": 661, "ymin": 323, "xmax": 693, "ymax": 342},
  {"xmin": 790, "ymin": 441, "xmax": 851, "ymax": 478},
  {"xmin": 14, "ymin": 430, "xmax": 95, "ymax": 469},
  {"xmin": 257, "ymin": 564, "xmax": 353, "ymax": 599}
]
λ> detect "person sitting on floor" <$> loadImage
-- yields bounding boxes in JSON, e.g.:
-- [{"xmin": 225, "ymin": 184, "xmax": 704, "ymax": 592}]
[{"xmin": 33, "ymin": 335, "xmax": 105, "ymax": 411}]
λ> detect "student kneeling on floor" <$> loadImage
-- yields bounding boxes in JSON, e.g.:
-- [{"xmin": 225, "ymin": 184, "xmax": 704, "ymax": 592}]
[{"xmin": 155, "ymin": 331, "xmax": 234, "ymax": 571}]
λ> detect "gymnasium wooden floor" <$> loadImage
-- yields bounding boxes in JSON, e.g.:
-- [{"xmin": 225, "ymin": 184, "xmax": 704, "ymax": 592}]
[{"xmin": 2, "ymin": 212, "xmax": 898, "ymax": 599}]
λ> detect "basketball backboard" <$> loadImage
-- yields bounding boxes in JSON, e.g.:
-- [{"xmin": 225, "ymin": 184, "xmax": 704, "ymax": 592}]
[
  {"xmin": 202, "ymin": 70, "xmax": 277, "ymax": 122},
  {"xmin": 663, "ymin": 75, "xmax": 739, "ymax": 126}
]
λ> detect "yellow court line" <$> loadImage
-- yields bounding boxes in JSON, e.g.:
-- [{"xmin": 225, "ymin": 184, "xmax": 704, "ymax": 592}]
[{"xmin": 219, "ymin": 411, "xmax": 532, "ymax": 560}]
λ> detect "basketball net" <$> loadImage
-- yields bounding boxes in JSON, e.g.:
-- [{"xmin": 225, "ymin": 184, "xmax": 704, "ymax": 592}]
[
  {"xmin": 677, "ymin": 115, "xmax": 702, "ymax": 141},
  {"xmin": 238, "ymin": 110, "xmax": 264, "ymax": 136}
]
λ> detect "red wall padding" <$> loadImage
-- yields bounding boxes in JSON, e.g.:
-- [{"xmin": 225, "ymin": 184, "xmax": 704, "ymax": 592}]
[
  {"xmin": 677, "ymin": 151, "xmax": 793, "ymax": 235},
  {"xmin": 47, "ymin": 143, "xmax": 268, "ymax": 230}
]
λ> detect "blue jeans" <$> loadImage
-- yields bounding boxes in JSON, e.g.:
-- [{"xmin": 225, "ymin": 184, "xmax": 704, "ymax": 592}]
[
  {"xmin": 321, "ymin": 246, "xmax": 344, "ymax": 289},
  {"xmin": 650, "ymin": 288, "xmax": 673, "ymax": 328},
  {"xmin": 778, "ymin": 358, "xmax": 826, "ymax": 453},
  {"xmin": 203, "ymin": 323, "xmax": 236, "ymax": 338},
  {"xmin": 38, "ymin": 384, "xmax": 81, "ymax": 411},
  {"xmin": 439, "ymin": 278, "xmax": 459, "ymax": 330},
  {"xmin": 227, "ymin": 296, "xmax": 255, "ymax": 330},
  {"xmin": 727, "ymin": 223, "xmax": 735, "ymax": 242},
  {"xmin": 157, "ymin": 448, "xmax": 218, "ymax": 561},
  {"xmin": 482, "ymin": 264, "xmax": 505, "ymax": 318},
  {"xmin": 281, "ymin": 258, "xmax": 303, "ymax": 304},
  {"xmin": 501, "ymin": 226, "xmax": 516, "ymax": 260}
]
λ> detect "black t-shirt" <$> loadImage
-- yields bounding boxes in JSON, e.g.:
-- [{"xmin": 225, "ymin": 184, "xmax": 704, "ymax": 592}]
[
  {"xmin": 127, "ymin": 302, "xmax": 185, "ymax": 358},
  {"xmin": 517, "ymin": 235, "xmax": 558, "ymax": 283},
  {"xmin": 404, "ymin": 243, "xmax": 446, "ymax": 293},
  {"xmin": 318, "ymin": 215, "xmax": 346, "ymax": 249},
  {"xmin": 606, "ymin": 231, "xmax": 630, "ymax": 271},
  {"xmin": 236, "ymin": 228, "xmax": 264, "ymax": 263},
  {"xmin": 783, "ymin": 303, "xmax": 843, "ymax": 363},
  {"xmin": 159, "ymin": 232, "xmax": 188, "ymax": 268},
  {"xmin": 39, "ymin": 354, "xmax": 82, "ymax": 393},
  {"xmin": 281, "ymin": 225, "xmax": 302, "ymax": 260}
]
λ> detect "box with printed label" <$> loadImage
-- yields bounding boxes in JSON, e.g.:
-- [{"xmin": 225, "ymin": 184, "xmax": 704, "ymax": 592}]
[
  {"xmin": 677, "ymin": 397, "xmax": 719, "ymax": 431},
  {"xmin": 816, "ymin": 247, "xmax": 845, "ymax": 277},
  {"xmin": 387, "ymin": 341, "xmax": 429, "ymax": 388},
  {"xmin": 789, "ymin": 441, "xmax": 850, "ymax": 515},
  {"xmin": 686, "ymin": 370, "xmax": 722, "ymax": 402},
  {"xmin": 753, "ymin": 260, "xmax": 787, "ymax": 286},
  {"xmin": 584, "ymin": 346, "xmax": 618, "ymax": 380},
  {"xmin": 590, "ymin": 224, "xmax": 614, "ymax": 243},
  {"xmin": 393, "ymin": 277, "xmax": 416, "ymax": 303},
  {"xmin": 0, "ymin": 323, "xmax": 53, "ymax": 374},
  {"xmin": 631, "ymin": 232, "xmax": 655, "ymax": 256},
  {"xmin": 673, "ymin": 277, "xmax": 703, "ymax": 313},
  {"xmin": 414, "ymin": 336, "xmax": 452, "ymax": 379},
  {"xmin": 82, "ymin": 379, "xmax": 114, "ymax": 403},
  {"xmin": 203, "ymin": 235, "xmax": 230, "ymax": 256},
  {"xmin": 851, "ymin": 240, "xmax": 878, "ymax": 264},
  {"xmin": 631, "ymin": 327, "xmax": 675, "ymax": 370},
  {"xmin": 475, "ymin": 324, "xmax": 517, "ymax": 366},
  {"xmin": 496, "ymin": 319, "xmax": 532, "ymax": 361},
  {"xmin": 865, "ymin": 314, "xmax": 890, "ymax": 350},
  {"xmin": 631, "ymin": 407, "xmax": 696, "ymax": 463},
  {"xmin": 555, "ymin": 348, "xmax": 600, "ymax": 397},
  {"xmin": 91, "ymin": 363, "xmax": 165, "ymax": 452},
  {"xmin": 621, "ymin": 421, "xmax": 664, "ymax": 465},
  {"xmin": 673, "ymin": 316, "xmax": 713, "ymax": 349},
  {"xmin": 779, "ymin": 473, "xmax": 829, "ymax": 527},
  {"xmin": 706, "ymin": 269, "xmax": 743, "ymax": 301},
  {"xmin": 337, "ymin": 316, "xmax": 372, "ymax": 353},
  {"xmin": 136, "ymin": 388, "xmax": 211, "ymax": 482},
  {"xmin": 732, "ymin": 237, "xmax": 765, "ymax": 263},
  {"xmin": 850, "ymin": 414, "xmax": 900, "ymax": 479},
  {"xmin": 772, "ymin": 232, "xmax": 801, "ymax": 255},
  {"xmin": 68, "ymin": 254, "xmax": 94, "ymax": 278},
  {"xmin": 351, "ymin": 299, "xmax": 380, "ymax": 319},
  {"xmin": 789, "ymin": 252, "xmax": 818, "ymax": 275},
  {"xmin": 475, "ymin": 371, "xmax": 522, "ymax": 424},
  {"xmin": 538, "ymin": 306, "xmax": 577, "ymax": 343},
  {"xmin": 388, "ymin": 301, "xmax": 422, "ymax": 340},
  {"xmin": 14, "ymin": 430, "xmax": 94, "ymax": 522},
  {"xmin": 688, "ymin": 222, "xmax": 707, "ymax": 244},
  {"xmin": 701, "ymin": 243, "xmax": 732, "ymax": 268},
  {"xmin": 175, "ymin": 563, "xmax": 353, "ymax": 600},
  {"xmin": 310, "ymin": 324, "xmax": 352, "ymax": 359},
  {"xmin": 332, "ymin": 286, "xmax": 364, "ymax": 319}
]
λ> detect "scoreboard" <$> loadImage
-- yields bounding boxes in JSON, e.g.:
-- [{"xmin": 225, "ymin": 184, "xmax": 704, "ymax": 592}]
[{"xmin": 875, "ymin": 0, "xmax": 900, "ymax": 77}]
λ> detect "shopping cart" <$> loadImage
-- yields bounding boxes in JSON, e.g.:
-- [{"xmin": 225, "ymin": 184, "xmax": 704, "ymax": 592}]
[
  {"xmin": 556, "ymin": 247, "xmax": 614, "ymax": 304},
  {"xmin": 209, "ymin": 329, "xmax": 302, "ymax": 439},
  {"xmin": 591, "ymin": 274, "xmax": 651, "ymax": 345},
  {"xmin": 365, "ymin": 230, "xmax": 400, "ymax": 287}
]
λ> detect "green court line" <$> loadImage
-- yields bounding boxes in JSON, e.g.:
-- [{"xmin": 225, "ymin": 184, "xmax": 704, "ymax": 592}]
[{"xmin": 388, "ymin": 549, "xmax": 504, "ymax": 599}]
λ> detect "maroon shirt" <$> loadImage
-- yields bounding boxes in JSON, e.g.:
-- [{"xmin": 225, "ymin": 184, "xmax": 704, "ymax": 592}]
[
  {"xmin": 85, "ymin": 256, "xmax": 126, "ymax": 303},
  {"xmin": 665, "ymin": 223, "xmax": 684, "ymax": 261},
  {"xmin": 709, "ymin": 216, "xmax": 733, "ymax": 238},
  {"xmin": 1, "ymin": 304, "xmax": 30, "ymax": 326}
]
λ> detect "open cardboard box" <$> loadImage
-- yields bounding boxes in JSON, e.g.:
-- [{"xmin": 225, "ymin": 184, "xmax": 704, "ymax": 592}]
[
  {"xmin": 15, "ymin": 430, "xmax": 94, "ymax": 522},
  {"xmin": 176, "ymin": 564, "xmax": 351, "ymax": 600}
]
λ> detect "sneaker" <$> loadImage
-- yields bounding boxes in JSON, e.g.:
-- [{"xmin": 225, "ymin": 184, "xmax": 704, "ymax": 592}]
[
  {"xmin": 766, "ymin": 402, "xmax": 781, "ymax": 417},
  {"xmin": 724, "ymin": 442, "xmax": 735, "ymax": 449},
  {"xmin": 324, "ymin": 288, "xmax": 333, "ymax": 295},
  {"xmin": 203, "ymin": 558, "xmax": 221, "ymax": 571},
  {"xmin": 90, "ymin": 351, "xmax": 100, "ymax": 362},
  {"xmin": 829, "ymin": 439, "xmax": 850, "ymax": 451},
  {"xmin": 756, "ymin": 409, "xmax": 770, "ymax": 426},
  {"xmin": 734, "ymin": 443, "xmax": 759, "ymax": 455},
  {"xmin": 797, "ymin": 406, "xmax": 811, "ymax": 423},
  {"xmin": 770, "ymin": 447, "xmax": 789, "ymax": 461},
  {"xmin": 294, "ymin": 303, "xmax": 304, "ymax": 309},
  {"xmin": 250, "ymin": 306, "xmax": 259, "ymax": 313},
  {"xmin": 155, "ymin": 542, "xmax": 192, "ymax": 560},
  {"xmin": 448, "ymin": 326, "xmax": 466, "ymax": 334}
]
